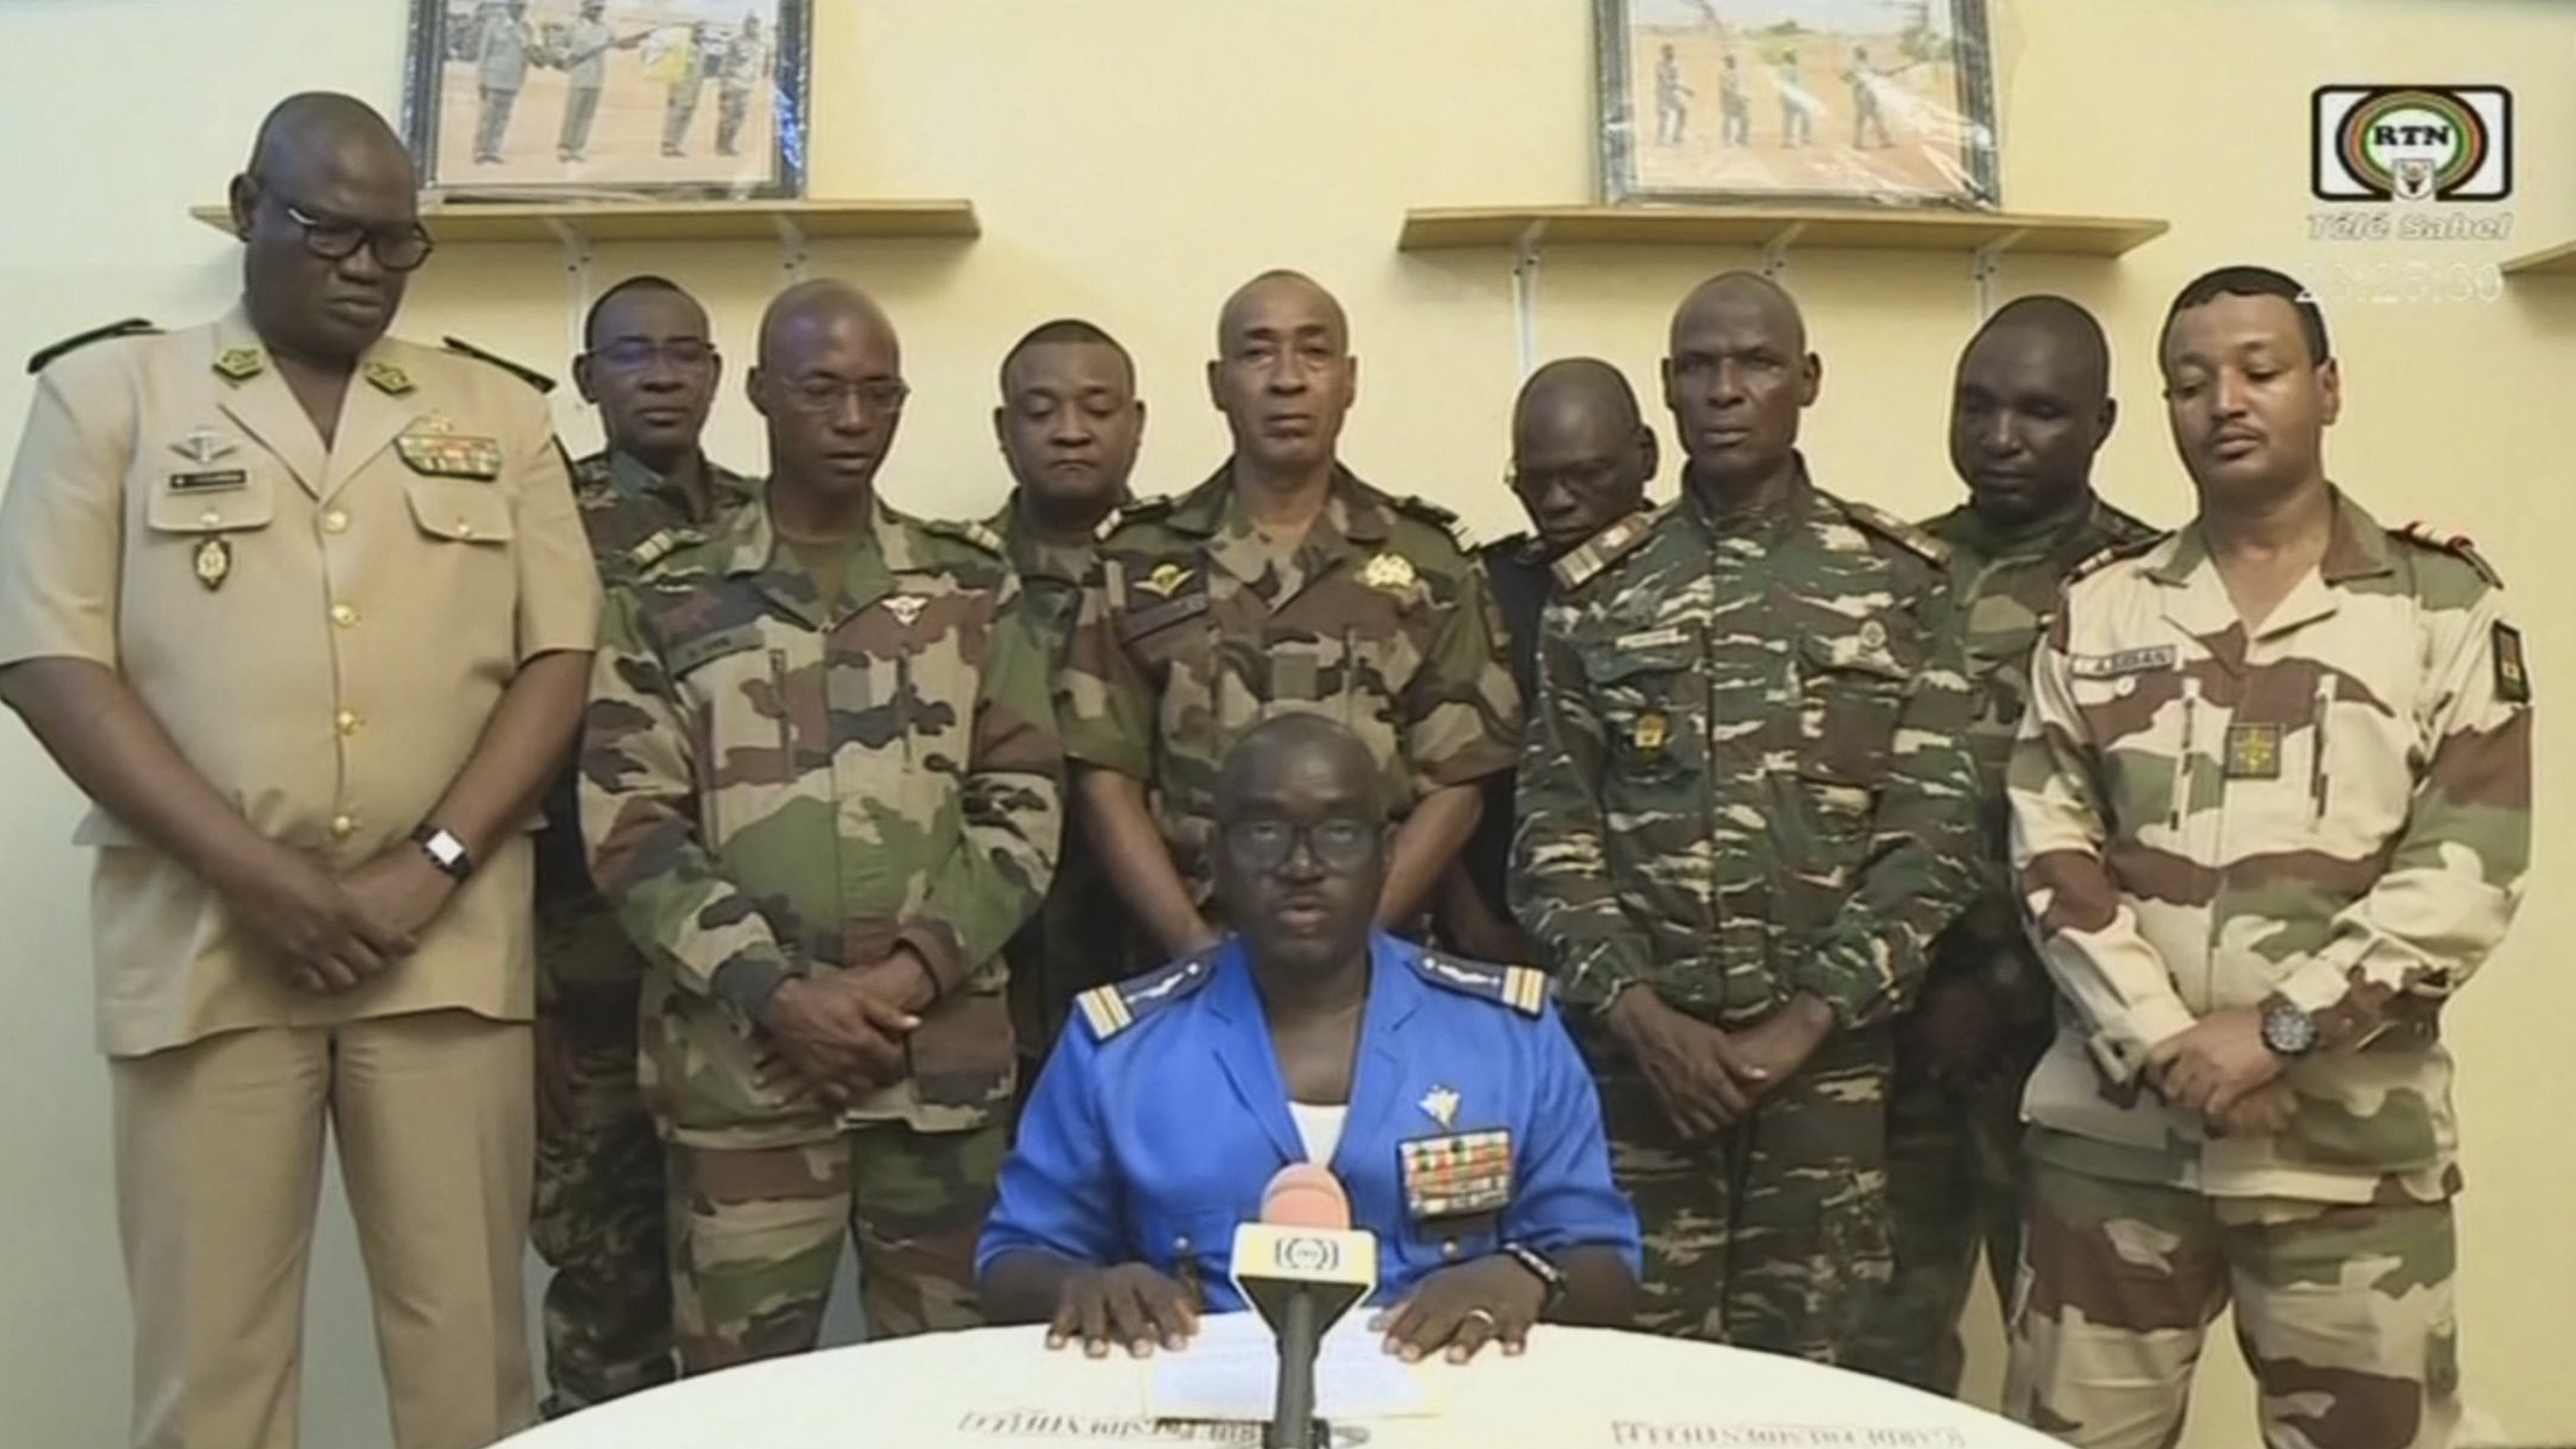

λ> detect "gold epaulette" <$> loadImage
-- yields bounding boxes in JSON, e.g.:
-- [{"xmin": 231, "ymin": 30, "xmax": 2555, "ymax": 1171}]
[{"xmin": 1413, "ymin": 950, "xmax": 1551, "ymax": 1018}]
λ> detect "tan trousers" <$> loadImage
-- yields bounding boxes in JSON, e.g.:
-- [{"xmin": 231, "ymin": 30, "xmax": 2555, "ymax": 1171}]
[{"xmin": 111, "ymin": 1010, "xmax": 536, "ymax": 1449}]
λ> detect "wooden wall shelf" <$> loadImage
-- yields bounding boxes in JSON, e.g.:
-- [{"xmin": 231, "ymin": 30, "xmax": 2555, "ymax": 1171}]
[
  {"xmin": 2500, "ymin": 238, "xmax": 2576, "ymax": 278},
  {"xmin": 185, "ymin": 197, "xmax": 981, "ymax": 246},
  {"xmin": 1399, "ymin": 205, "xmax": 2166, "ymax": 258}
]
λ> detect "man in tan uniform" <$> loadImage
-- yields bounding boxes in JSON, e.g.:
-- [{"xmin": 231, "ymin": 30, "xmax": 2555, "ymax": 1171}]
[{"xmin": 0, "ymin": 93, "xmax": 599, "ymax": 1449}]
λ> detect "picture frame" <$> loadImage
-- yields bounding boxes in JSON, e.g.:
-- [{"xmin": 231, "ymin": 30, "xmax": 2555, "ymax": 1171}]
[
  {"xmin": 1594, "ymin": 0, "xmax": 2000, "ymax": 209},
  {"xmin": 401, "ymin": 0, "xmax": 813, "ymax": 201}
]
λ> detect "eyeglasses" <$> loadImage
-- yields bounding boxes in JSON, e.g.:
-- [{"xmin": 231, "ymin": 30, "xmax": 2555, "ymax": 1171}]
[
  {"xmin": 274, "ymin": 198, "xmax": 436, "ymax": 273},
  {"xmin": 1223, "ymin": 816, "xmax": 1379, "ymax": 873},
  {"xmin": 775, "ymin": 377, "xmax": 911, "ymax": 417},
  {"xmin": 1508, "ymin": 458, "xmax": 1627, "ymax": 500},
  {"xmin": 592, "ymin": 339, "xmax": 717, "ymax": 372}
]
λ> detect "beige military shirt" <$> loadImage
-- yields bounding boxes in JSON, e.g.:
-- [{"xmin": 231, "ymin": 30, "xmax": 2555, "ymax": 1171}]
[{"xmin": 0, "ymin": 306, "xmax": 601, "ymax": 1057}]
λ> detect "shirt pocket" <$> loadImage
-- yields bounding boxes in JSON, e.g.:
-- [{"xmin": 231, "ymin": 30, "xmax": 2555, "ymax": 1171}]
[
  {"xmin": 141, "ymin": 467, "xmax": 280, "ymax": 598},
  {"xmin": 1793, "ymin": 629, "xmax": 1912, "ymax": 846},
  {"xmin": 401, "ymin": 475, "xmax": 515, "ymax": 547},
  {"xmin": 664, "ymin": 622, "xmax": 787, "ymax": 853},
  {"xmin": 1578, "ymin": 632, "xmax": 1704, "ymax": 789}
]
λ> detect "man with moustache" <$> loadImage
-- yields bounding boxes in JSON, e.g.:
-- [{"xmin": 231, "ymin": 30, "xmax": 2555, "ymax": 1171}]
[
  {"xmin": 2006, "ymin": 267, "xmax": 2528, "ymax": 1449},
  {"xmin": 0, "ymin": 92, "xmax": 598, "ymax": 1446},
  {"xmin": 985, "ymin": 319, "xmax": 1148, "ymax": 1067},
  {"xmin": 530, "ymin": 273, "xmax": 757, "ymax": 1417},
  {"xmin": 1059, "ymin": 270, "xmax": 1519, "ymax": 971},
  {"xmin": 1847, "ymin": 295, "xmax": 2159, "ymax": 1395},
  {"xmin": 1514, "ymin": 271, "xmax": 1980, "ymax": 1363},
  {"xmin": 981, "ymin": 716, "xmax": 1639, "ymax": 1362},
  {"xmin": 581, "ymin": 280, "xmax": 1062, "ymax": 1369},
  {"xmin": 1439, "ymin": 357, "xmax": 1657, "ymax": 966}
]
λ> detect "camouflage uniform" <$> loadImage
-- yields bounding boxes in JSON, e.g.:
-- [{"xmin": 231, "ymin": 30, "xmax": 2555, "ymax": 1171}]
[
  {"xmin": 531, "ymin": 449, "xmax": 756, "ymax": 1416},
  {"xmin": 983, "ymin": 496, "xmax": 1134, "ymax": 1074},
  {"xmin": 1451, "ymin": 532, "xmax": 1552, "ymax": 951},
  {"xmin": 1512, "ymin": 467, "xmax": 1982, "ymax": 1362},
  {"xmin": 581, "ymin": 496, "xmax": 1062, "ymax": 1369},
  {"xmin": 2004, "ymin": 492, "xmax": 2530, "ymax": 1448},
  {"xmin": 1849, "ymin": 491, "xmax": 2159, "ymax": 1395},
  {"xmin": 1058, "ymin": 465, "xmax": 1521, "ymax": 926}
]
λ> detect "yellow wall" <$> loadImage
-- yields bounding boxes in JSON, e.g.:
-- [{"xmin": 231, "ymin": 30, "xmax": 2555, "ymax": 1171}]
[{"xmin": 0, "ymin": 1, "xmax": 2567, "ymax": 1443}]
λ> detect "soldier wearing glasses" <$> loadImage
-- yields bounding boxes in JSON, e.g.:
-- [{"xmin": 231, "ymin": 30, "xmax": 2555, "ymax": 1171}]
[
  {"xmin": 580, "ymin": 280, "xmax": 1063, "ymax": 1370},
  {"xmin": 527, "ymin": 275, "xmax": 756, "ymax": 1417},
  {"xmin": 0, "ymin": 94, "xmax": 597, "ymax": 1447}
]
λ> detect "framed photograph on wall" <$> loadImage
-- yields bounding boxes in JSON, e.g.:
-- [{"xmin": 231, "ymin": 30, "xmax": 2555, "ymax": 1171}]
[
  {"xmin": 402, "ymin": 0, "xmax": 813, "ymax": 201},
  {"xmin": 1595, "ymin": 0, "xmax": 2000, "ymax": 208}
]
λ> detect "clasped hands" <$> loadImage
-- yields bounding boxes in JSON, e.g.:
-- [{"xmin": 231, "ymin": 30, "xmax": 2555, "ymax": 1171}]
[
  {"xmin": 223, "ymin": 838, "xmax": 458, "ymax": 995},
  {"xmin": 1044, "ymin": 1254, "xmax": 1547, "ymax": 1364},
  {"xmin": 755, "ymin": 951, "xmax": 934, "ymax": 1105},
  {"xmin": 1609, "ymin": 986, "xmax": 1836, "ymax": 1139},
  {"xmin": 2144, "ymin": 1006, "xmax": 2298, "ymax": 1137}
]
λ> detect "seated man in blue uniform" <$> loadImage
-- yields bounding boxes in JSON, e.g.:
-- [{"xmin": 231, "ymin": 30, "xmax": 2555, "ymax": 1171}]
[{"xmin": 979, "ymin": 715, "xmax": 1639, "ymax": 1362}]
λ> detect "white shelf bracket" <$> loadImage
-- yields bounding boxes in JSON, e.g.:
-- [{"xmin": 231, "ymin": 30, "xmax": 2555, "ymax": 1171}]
[
  {"xmin": 1761, "ymin": 221, "xmax": 1807, "ymax": 281},
  {"xmin": 1972, "ymin": 229, "xmax": 2029, "ymax": 319},
  {"xmin": 548, "ymin": 218, "xmax": 596, "ymax": 368},
  {"xmin": 1510, "ymin": 221, "xmax": 1548, "ymax": 381},
  {"xmin": 775, "ymin": 214, "xmax": 812, "ymax": 282}
]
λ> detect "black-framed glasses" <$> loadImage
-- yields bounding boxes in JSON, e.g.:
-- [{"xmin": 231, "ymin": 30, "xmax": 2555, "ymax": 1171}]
[
  {"xmin": 1223, "ymin": 816, "xmax": 1379, "ymax": 873},
  {"xmin": 278, "ymin": 200, "xmax": 436, "ymax": 273},
  {"xmin": 592, "ymin": 339, "xmax": 718, "ymax": 372},
  {"xmin": 776, "ymin": 377, "xmax": 910, "ymax": 417}
]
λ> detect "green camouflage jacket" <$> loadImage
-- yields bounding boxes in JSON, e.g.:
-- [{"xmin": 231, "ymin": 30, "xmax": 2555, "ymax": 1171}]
[
  {"xmin": 1918, "ymin": 491, "xmax": 2160, "ymax": 1031},
  {"xmin": 1514, "ymin": 467, "xmax": 1982, "ymax": 1031},
  {"xmin": 1058, "ymin": 464, "xmax": 1521, "ymax": 908},
  {"xmin": 537, "ymin": 448, "xmax": 758, "ymax": 919},
  {"xmin": 2011, "ymin": 491, "xmax": 2531, "ymax": 1202},
  {"xmin": 581, "ymin": 496, "xmax": 1064, "ymax": 1147}
]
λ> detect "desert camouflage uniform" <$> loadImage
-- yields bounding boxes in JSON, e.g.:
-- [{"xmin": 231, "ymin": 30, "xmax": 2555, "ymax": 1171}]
[
  {"xmin": 2004, "ymin": 491, "xmax": 2530, "ymax": 1448},
  {"xmin": 1513, "ymin": 465, "xmax": 1982, "ymax": 1363},
  {"xmin": 1850, "ymin": 491, "xmax": 2159, "ymax": 1395},
  {"xmin": 983, "ymin": 496, "xmax": 1133, "ymax": 1072},
  {"xmin": 581, "ymin": 496, "xmax": 1062, "ymax": 1370},
  {"xmin": 1058, "ymin": 465, "xmax": 1521, "ymax": 932},
  {"xmin": 530, "ymin": 448, "xmax": 755, "ymax": 1415}
]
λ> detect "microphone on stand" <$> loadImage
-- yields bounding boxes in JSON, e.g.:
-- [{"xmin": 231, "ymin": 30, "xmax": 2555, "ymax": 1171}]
[{"xmin": 1230, "ymin": 1164, "xmax": 1379, "ymax": 1449}]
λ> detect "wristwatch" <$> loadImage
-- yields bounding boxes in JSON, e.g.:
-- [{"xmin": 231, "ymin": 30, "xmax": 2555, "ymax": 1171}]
[
  {"xmin": 2259, "ymin": 997, "xmax": 2319, "ymax": 1058},
  {"xmin": 1499, "ymin": 1242, "xmax": 1566, "ymax": 1314},
  {"xmin": 410, "ymin": 824, "xmax": 475, "ymax": 883}
]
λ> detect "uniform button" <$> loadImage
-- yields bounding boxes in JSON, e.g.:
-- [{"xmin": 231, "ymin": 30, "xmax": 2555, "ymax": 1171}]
[
  {"xmin": 331, "ymin": 604, "xmax": 359, "ymax": 629},
  {"xmin": 322, "ymin": 509, "xmax": 350, "ymax": 535},
  {"xmin": 198, "ymin": 509, "xmax": 221, "ymax": 528},
  {"xmin": 1859, "ymin": 620, "xmax": 1888, "ymax": 650},
  {"xmin": 1442, "ymin": 1239, "xmax": 1461, "ymax": 1260},
  {"xmin": 335, "ymin": 710, "xmax": 363, "ymax": 737},
  {"xmin": 1173, "ymin": 1235, "xmax": 1191, "ymax": 1253},
  {"xmin": 330, "ymin": 815, "xmax": 357, "ymax": 839},
  {"xmin": 453, "ymin": 519, "xmax": 475, "ymax": 539}
]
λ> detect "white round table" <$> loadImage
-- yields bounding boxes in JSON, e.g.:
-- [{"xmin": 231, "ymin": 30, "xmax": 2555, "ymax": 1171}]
[{"xmin": 504, "ymin": 1317, "xmax": 2060, "ymax": 1448}]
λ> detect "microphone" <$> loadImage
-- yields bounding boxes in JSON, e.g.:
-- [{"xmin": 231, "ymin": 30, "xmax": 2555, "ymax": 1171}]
[{"xmin": 1231, "ymin": 1165, "xmax": 1380, "ymax": 1449}]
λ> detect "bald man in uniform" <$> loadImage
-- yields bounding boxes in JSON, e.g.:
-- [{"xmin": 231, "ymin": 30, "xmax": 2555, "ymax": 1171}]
[
  {"xmin": 1440, "ymin": 358, "xmax": 1656, "ymax": 965},
  {"xmin": 0, "ymin": 93, "xmax": 597, "ymax": 1448},
  {"xmin": 1516, "ymin": 272, "xmax": 1980, "ymax": 1362},
  {"xmin": 583, "ymin": 280, "xmax": 1062, "ymax": 1370},
  {"xmin": 1060, "ymin": 270, "xmax": 1521, "ymax": 971},
  {"xmin": 1849, "ymin": 296, "xmax": 2159, "ymax": 1393}
]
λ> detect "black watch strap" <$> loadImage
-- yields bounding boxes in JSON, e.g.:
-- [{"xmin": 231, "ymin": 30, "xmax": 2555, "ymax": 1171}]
[
  {"xmin": 1501, "ymin": 1241, "xmax": 1567, "ymax": 1313},
  {"xmin": 410, "ymin": 824, "xmax": 475, "ymax": 882}
]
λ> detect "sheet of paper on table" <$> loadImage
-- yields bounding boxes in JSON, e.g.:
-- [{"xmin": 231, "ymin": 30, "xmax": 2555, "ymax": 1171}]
[{"xmin": 1143, "ymin": 1311, "xmax": 1441, "ymax": 1423}]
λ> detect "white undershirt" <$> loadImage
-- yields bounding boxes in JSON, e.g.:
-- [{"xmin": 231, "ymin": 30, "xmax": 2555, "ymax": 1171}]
[{"xmin": 1288, "ymin": 1101, "xmax": 1348, "ymax": 1167}]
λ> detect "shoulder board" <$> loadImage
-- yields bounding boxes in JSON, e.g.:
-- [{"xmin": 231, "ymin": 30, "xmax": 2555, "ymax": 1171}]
[
  {"xmin": 2096, "ymin": 499, "xmax": 2162, "ymax": 545},
  {"xmin": 1074, "ymin": 948, "xmax": 1220, "ymax": 1043},
  {"xmin": 1841, "ymin": 498, "xmax": 1951, "ymax": 566},
  {"xmin": 27, "ymin": 317, "xmax": 157, "ymax": 375},
  {"xmin": 2392, "ymin": 521, "xmax": 2503, "ymax": 587},
  {"xmin": 441, "ymin": 335, "xmax": 557, "ymax": 394},
  {"xmin": 1390, "ymin": 493, "xmax": 1479, "ymax": 554},
  {"xmin": 2067, "ymin": 532, "xmax": 2166, "ymax": 586},
  {"xmin": 1102, "ymin": 494, "xmax": 1178, "ymax": 534},
  {"xmin": 921, "ymin": 516, "xmax": 1005, "ymax": 557},
  {"xmin": 1413, "ymin": 950, "xmax": 1551, "ymax": 1018},
  {"xmin": 1551, "ymin": 505, "xmax": 1663, "ymax": 592},
  {"xmin": 623, "ymin": 528, "xmax": 688, "ymax": 575}
]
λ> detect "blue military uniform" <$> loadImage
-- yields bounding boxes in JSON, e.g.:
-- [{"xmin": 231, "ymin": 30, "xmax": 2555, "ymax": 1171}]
[{"xmin": 978, "ymin": 932, "xmax": 1640, "ymax": 1310}]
